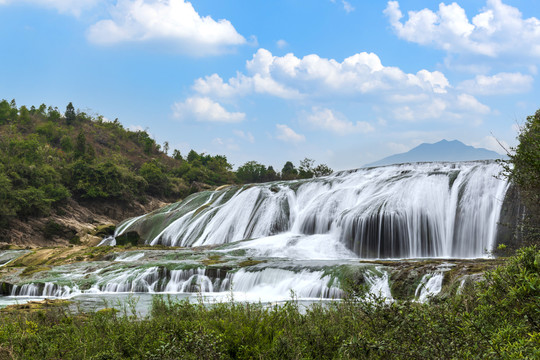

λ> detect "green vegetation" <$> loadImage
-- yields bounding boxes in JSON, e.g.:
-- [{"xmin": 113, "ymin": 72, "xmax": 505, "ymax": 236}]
[
  {"xmin": 235, "ymin": 157, "xmax": 333, "ymax": 184},
  {"xmin": 0, "ymin": 246, "xmax": 537, "ymax": 359},
  {"xmin": 503, "ymin": 108, "xmax": 540, "ymax": 247},
  {"xmin": 0, "ymin": 99, "xmax": 332, "ymax": 242},
  {"xmin": 0, "ymin": 99, "xmax": 234, "ymax": 229}
]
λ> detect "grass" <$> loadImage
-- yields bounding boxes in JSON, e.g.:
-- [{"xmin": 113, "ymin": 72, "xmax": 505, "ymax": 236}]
[
  {"xmin": 201, "ymin": 254, "xmax": 226, "ymax": 266},
  {"xmin": 237, "ymin": 259, "xmax": 267, "ymax": 267}
]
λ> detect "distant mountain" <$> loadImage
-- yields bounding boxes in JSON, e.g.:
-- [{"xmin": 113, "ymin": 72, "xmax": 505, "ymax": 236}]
[{"xmin": 364, "ymin": 139, "xmax": 506, "ymax": 167}]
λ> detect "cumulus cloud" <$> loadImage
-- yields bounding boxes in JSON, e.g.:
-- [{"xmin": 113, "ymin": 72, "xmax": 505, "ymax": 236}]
[
  {"xmin": 458, "ymin": 72, "xmax": 534, "ymax": 95},
  {"xmin": 87, "ymin": 0, "xmax": 246, "ymax": 55},
  {"xmin": 304, "ymin": 107, "xmax": 374, "ymax": 135},
  {"xmin": 0, "ymin": 0, "xmax": 100, "ymax": 16},
  {"xmin": 188, "ymin": 48, "xmax": 493, "ymax": 124},
  {"xmin": 384, "ymin": 0, "xmax": 540, "ymax": 59},
  {"xmin": 276, "ymin": 124, "xmax": 305, "ymax": 143},
  {"xmin": 193, "ymin": 48, "xmax": 450, "ymax": 100},
  {"xmin": 173, "ymin": 96, "xmax": 245, "ymax": 123},
  {"xmin": 455, "ymin": 94, "xmax": 491, "ymax": 118}
]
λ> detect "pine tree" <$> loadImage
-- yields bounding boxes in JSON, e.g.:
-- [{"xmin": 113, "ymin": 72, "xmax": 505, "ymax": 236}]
[{"xmin": 65, "ymin": 102, "xmax": 76, "ymax": 125}]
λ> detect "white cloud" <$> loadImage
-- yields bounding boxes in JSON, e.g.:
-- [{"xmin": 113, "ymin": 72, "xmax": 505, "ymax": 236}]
[
  {"xmin": 458, "ymin": 72, "xmax": 534, "ymax": 95},
  {"xmin": 392, "ymin": 99, "xmax": 448, "ymax": 121},
  {"xmin": 87, "ymin": 0, "xmax": 246, "ymax": 55},
  {"xmin": 212, "ymin": 137, "xmax": 240, "ymax": 151},
  {"xmin": 330, "ymin": 0, "xmax": 354, "ymax": 13},
  {"xmin": 304, "ymin": 107, "xmax": 374, "ymax": 135},
  {"xmin": 188, "ymin": 48, "xmax": 493, "ymax": 125},
  {"xmin": 342, "ymin": 1, "xmax": 354, "ymax": 13},
  {"xmin": 472, "ymin": 135, "xmax": 509, "ymax": 154},
  {"xmin": 173, "ymin": 96, "xmax": 245, "ymax": 123},
  {"xmin": 456, "ymin": 94, "xmax": 491, "ymax": 114},
  {"xmin": 233, "ymin": 130, "xmax": 255, "ymax": 143},
  {"xmin": 384, "ymin": 0, "xmax": 540, "ymax": 59},
  {"xmin": 276, "ymin": 39, "xmax": 288, "ymax": 49},
  {"xmin": 193, "ymin": 48, "xmax": 450, "ymax": 100},
  {"xmin": 392, "ymin": 93, "xmax": 490, "ymax": 122},
  {"xmin": 0, "ymin": 0, "xmax": 100, "ymax": 16},
  {"xmin": 276, "ymin": 124, "xmax": 305, "ymax": 143}
]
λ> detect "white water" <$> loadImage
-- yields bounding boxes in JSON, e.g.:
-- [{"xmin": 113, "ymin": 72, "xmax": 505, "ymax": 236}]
[
  {"xmin": 415, "ymin": 273, "xmax": 444, "ymax": 302},
  {"xmin": 225, "ymin": 233, "xmax": 356, "ymax": 260},
  {"xmin": 9, "ymin": 266, "xmax": 343, "ymax": 301},
  {"xmin": 2, "ymin": 162, "xmax": 510, "ymax": 308},
  {"xmin": 115, "ymin": 252, "xmax": 145, "ymax": 262},
  {"xmin": 117, "ymin": 161, "xmax": 508, "ymax": 259},
  {"xmin": 365, "ymin": 268, "xmax": 393, "ymax": 301},
  {"xmin": 227, "ymin": 268, "xmax": 343, "ymax": 301}
]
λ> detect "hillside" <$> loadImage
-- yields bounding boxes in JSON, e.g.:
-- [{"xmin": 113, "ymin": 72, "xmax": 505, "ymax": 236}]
[
  {"xmin": 364, "ymin": 139, "xmax": 505, "ymax": 167},
  {"xmin": 0, "ymin": 100, "xmax": 236, "ymax": 246},
  {"xmin": 0, "ymin": 100, "xmax": 333, "ymax": 247}
]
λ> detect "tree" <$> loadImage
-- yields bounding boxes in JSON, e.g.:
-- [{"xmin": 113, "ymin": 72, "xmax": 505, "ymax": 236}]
[
  {"xmin": 298, "ymin": 158, "xmax": 315, "ymax": 179},
  {"xmin": 281, "ymin": 161, "xmax": 298, "ymax": 180},
  {"xmin": 47, "ymin": 106, "xmax": 61, "ymax": 121},
  {"xmin": 65, "ymin": 102, "xmax": 76, "ymax": 125},
  {"xmin": 172, "ymin": 149, "xmax": 183, "ymax": 161},
  {"xmin": 18, "ymin": 105, "xmax": 30, "ymax": 125},
  {"xmin": 60, "ymin": 135, "xmax": 73, "ymax": 152},
  {"xmin": 0, "ymin": 100, "xmax": 10, "ymax": 124},
  {"xmin": 9, "ymin": 99, "xmax": 18, "ymax": 121},
  {"xmin": 74, "ymin": 131, "xmax": 86, "ymax": 159},
  {"xmin": 163, "ymin": 141, "xmax": 169, "ymax": 156},
  {"xmin": 139, "ymin": 161, "xmax": 170, "ymax": 196},
  {"xmin": 187, "ymin": 149, "xmax": 199, "ymax": 163},
  {"xmin": 265, "ymin": 166, "xmax": 278, "ymax": 182},
  {"xmin": 504, "ymin": 109, "xmax": 540, "ymax": 245},
  {"xmin": 313, "ymin": 164, "xmax": 333, "ymax": 177},
  {"xmin": 38, "ymin": 104, "xmax": 47, "ymax": 116},
  {"xmin": 237, "ymin": 161, "xmax": 267, "ymax": 183}
]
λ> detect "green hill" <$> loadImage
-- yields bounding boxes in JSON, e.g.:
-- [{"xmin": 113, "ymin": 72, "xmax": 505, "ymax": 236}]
[{"xmin": 0, "ymin": 100, "xmax": 235, "ymax": 246}]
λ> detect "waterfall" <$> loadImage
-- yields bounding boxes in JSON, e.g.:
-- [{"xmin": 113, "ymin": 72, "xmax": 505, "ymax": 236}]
[
  {"xmin": 115, "ymin": 161, "xmax": 508, "ymax": 259},
  {"xmin": 9, "ymin": 266, "xmax": 342, "ymax": 300},
  {"xmin": 415, "ymin": 273, "xmax": 444, "ymax": 302},
  {"xmin": 227, "ymin": 268, "xmax": 343, "ymax": 300},
  {"xmin": 364, "ymin": 268, "xmax": 393, "ymax": 300}
]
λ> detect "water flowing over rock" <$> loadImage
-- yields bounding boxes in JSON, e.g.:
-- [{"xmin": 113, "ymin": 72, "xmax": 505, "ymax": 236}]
[
  {"xmin": 116, "ymin": 161, "xmax": 509, "ymax": 259},
  {"xmin": 1, "ymin": 161, "xmax": 513, "ymax": 308}
]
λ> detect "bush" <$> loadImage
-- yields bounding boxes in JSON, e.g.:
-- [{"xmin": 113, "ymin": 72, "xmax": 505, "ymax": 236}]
[{"xmin": 139, "ymin": 161, "xmax": 170, "ymax": 197}]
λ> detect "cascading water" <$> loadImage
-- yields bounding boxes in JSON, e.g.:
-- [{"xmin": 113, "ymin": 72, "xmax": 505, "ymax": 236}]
[
  {"xmin": 415, "ymin": 273, "xmax": 445, "ymax": 302},
  {"xmin": 9, "ymin": 265, "xmax": 343, "ymax": 301},
  {"xmin": 115, "ymin": 161, "xmax": 509, "ymax": 259},
  {"xmin": 1, "ymin": 161, "xmax": 511, "ymax": 309},
  {"xmin": 364, "ymin": 267, "xmax": 393, "ymax": 301}
]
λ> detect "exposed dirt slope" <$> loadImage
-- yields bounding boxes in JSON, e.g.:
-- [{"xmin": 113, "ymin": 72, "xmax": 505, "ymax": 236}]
[{"xmin": 0, "ymin": 197, "xmax": 168, "ymax": 248}]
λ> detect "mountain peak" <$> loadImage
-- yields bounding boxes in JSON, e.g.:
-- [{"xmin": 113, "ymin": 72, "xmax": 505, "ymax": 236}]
[{"xmin": 364, "ymin": 140, "xmax": 506, "ymax": 167}]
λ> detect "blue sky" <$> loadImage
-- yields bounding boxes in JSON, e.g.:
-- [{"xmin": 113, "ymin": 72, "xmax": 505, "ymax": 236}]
[{"xmin": 0, "ymin": 0, "xmax": 538, "ymax": 170}]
